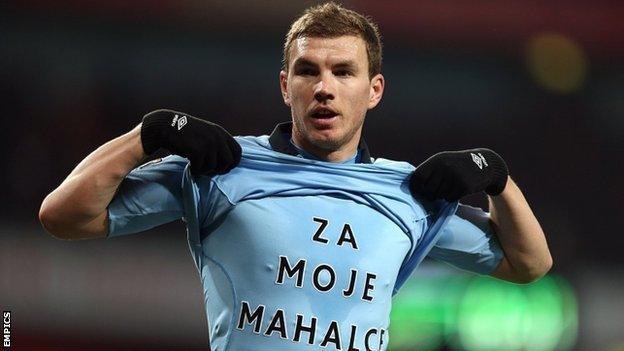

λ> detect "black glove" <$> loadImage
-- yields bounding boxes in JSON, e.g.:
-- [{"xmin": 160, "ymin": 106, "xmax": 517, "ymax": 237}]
[
  {"xmin": 409, "ymin": 148, "xmax": 508, "ymax": 201},
  {"xmin": 140, "ymin": 109, "xmax": 241, "ymax": 176}
]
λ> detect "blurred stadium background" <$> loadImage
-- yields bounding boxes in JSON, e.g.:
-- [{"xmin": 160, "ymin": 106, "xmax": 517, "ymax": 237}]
[{"xmin": 1, "ymin": 1, "xmax": 623, "ymax": 350}]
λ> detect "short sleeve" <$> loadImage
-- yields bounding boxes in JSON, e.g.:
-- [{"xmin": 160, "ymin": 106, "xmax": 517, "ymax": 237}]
[
  {"xmin": 427, "ymin": 204, "xmax": 504, "ymax": 275},
  {"xmin": 107, "ymin": 155, "xmax": 188, "ymax": 237}
]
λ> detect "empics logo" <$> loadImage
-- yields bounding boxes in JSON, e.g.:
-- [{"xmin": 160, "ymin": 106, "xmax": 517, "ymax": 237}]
[{"xmin": 3, "ymin": 311, "xmax": 10, "ymax": 348}]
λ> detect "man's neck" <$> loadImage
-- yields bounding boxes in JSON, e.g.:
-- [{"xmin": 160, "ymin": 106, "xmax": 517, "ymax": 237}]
[{"xmin": 291, "ymin": 130, "xmax": 360, "ymax": 163}]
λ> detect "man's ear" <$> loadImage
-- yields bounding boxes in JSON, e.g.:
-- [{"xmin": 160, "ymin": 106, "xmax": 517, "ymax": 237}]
[
  {"xmin": 368, "ymin": 73, "xmax": 385, "ymax": 109},
  {"xmin": 279, "ymin": 70, "xmax": 291, "ymax": 107}
]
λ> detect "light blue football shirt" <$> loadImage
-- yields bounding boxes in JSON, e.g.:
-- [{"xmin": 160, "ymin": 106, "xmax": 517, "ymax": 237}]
[{"xmin": 108, "ymin": 125, "xmax": 503, "ymax": 351}]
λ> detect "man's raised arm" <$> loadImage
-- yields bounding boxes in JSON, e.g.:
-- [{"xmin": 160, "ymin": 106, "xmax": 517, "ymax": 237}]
[
  {"xmin": 410, "ymin": 148, "xmax": 552, "ymax": 283},
  {"xmin": 488, "ymin": 177, "xmax": 552, "ymax": 283},
  {"xmin": 39, "ymin": 109, "xmax": 241, "ymax": 240},
  {"xmin": 39, "ymin": 124, "xmax": 145, "ymax": 239}
]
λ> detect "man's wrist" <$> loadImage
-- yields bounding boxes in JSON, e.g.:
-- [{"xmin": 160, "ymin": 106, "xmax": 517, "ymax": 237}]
[
  {"xmin": 129, "ymin": 124, "xmax": 149, "ymax": 163},
  {"xmin": 488, "ymin": 175, "xmax": 511, "ymax": 198},
  {"xmin": 140, "ymin": 110, "xmax": 172, "ymax": 155},
  {"xmin": 479, "ymin": 148, "xmax": 509, "ymax": 196}
]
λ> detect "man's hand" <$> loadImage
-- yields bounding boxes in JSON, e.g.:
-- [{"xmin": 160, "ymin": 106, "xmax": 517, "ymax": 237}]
[
  {"xmin": 141, "ymin": 109, "xmax": 242, "ymax": 176},
  {"xmin": 409, "ymin": 148, "xmax": 509, "ymax": 201}
]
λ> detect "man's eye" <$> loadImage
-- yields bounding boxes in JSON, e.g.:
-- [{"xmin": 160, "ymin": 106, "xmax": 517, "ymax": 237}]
[
  {"xmin": 334, "ymin": 70, "xmax": 353, "ymax": 77},
  {"xmin": 296, "ymin": 68, "xmax": 317, "ymax": 76}
]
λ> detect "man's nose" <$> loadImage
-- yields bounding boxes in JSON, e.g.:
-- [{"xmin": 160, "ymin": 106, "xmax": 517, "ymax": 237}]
[{"xmin": 314, "ymin": 73, "xmax": 335, "ymax": 102}]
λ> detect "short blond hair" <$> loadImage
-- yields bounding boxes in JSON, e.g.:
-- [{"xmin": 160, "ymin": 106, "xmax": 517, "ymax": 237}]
[{"xmin": 283, "ymin": 2, "xmax": 383, "ymax": 78}]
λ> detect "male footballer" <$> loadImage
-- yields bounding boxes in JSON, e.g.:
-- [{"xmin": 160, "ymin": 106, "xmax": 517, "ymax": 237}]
[{"xmin": 39, "ymin": 3, "xmax": 552, "ymax": 350}]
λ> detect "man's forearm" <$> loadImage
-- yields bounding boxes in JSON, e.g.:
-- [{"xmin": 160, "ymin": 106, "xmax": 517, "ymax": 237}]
[
  {"xmin": 489, "ymin": 177, "xmax": 552, "ymax": 283},
  {"xmin": 39, "ymin": 124, "xmax": 145, "ymax": 239}
]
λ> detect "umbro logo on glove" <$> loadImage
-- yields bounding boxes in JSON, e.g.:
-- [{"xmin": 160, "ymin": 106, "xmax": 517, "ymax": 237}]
[
  {"xmin": 171, "ymin": 114, "xmax": 188, "ymax": 131},
  {"xmin": 470, "ymin": 152, "xmax": 488, "ymax": 170}
]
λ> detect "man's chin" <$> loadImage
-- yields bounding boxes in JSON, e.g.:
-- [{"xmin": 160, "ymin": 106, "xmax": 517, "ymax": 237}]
[
  {"xmin": 294, "ymin": 121, "xmax": 349, "ymax": 150},
  {"xmin": 307, "ymin": 133, "xmax": 344, "ymax": 151}
]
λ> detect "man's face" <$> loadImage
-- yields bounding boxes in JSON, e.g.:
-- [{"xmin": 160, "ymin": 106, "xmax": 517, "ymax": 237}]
[{"xmin": 280, "ymin": 35, "xmax": 384, "ymax": 155}]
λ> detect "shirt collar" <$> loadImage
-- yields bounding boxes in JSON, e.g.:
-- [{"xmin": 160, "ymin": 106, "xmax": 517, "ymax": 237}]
[{"xmin": 268, "ymin": 122, "xmax": 372, "ymax": 164}]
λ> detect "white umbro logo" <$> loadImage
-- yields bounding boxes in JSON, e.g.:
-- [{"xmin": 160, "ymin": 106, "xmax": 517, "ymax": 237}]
[
  {"xmin": 171, "ymin": 114, "xmax": 188, "ymax": 130},
  {"xmin": 470, "ymin": 152, "xmax": 488, "ymax": 169}
]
